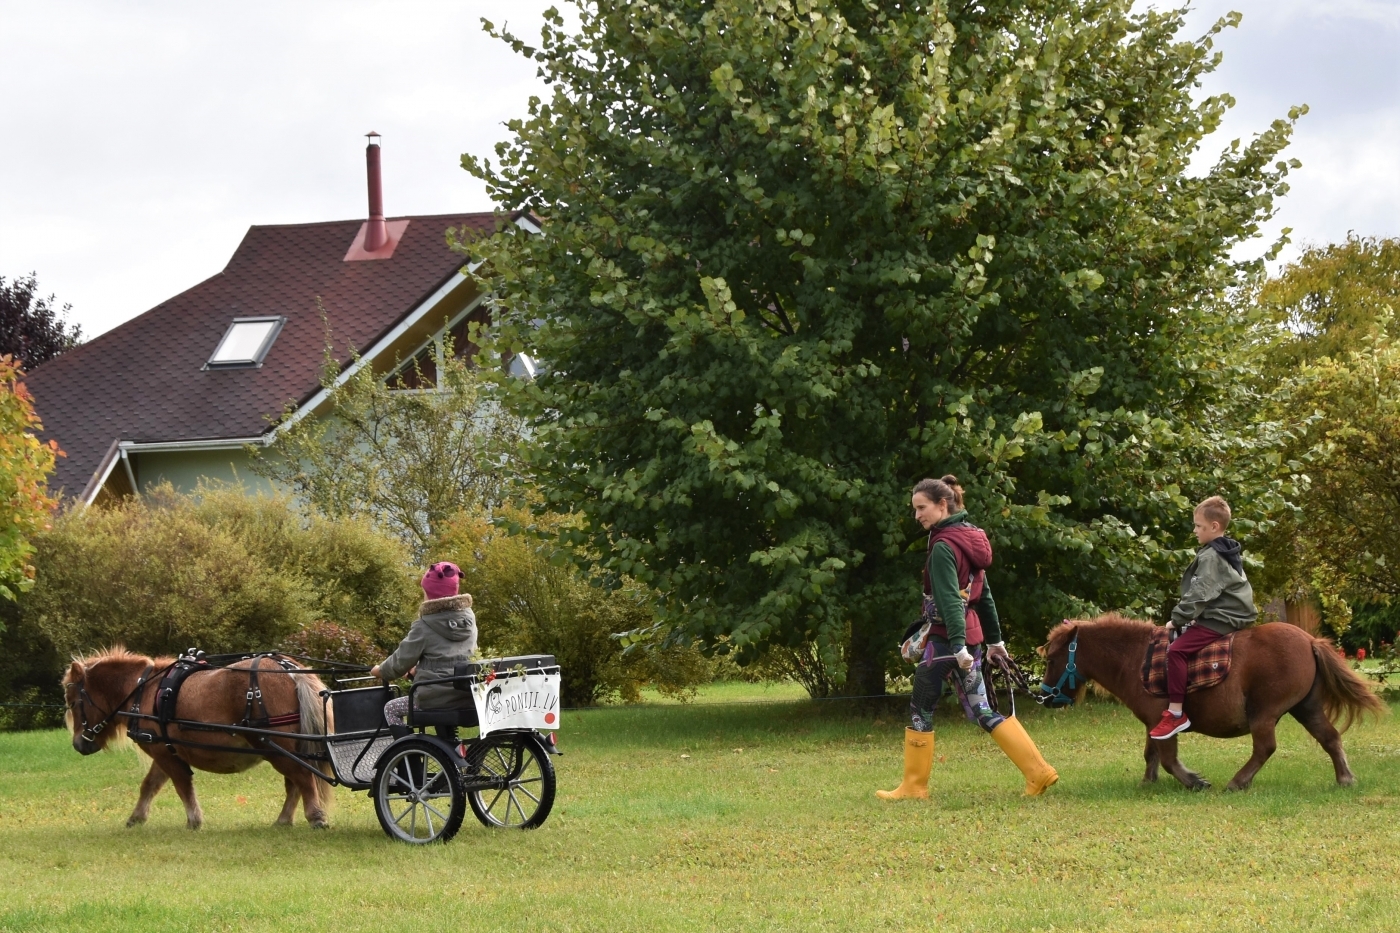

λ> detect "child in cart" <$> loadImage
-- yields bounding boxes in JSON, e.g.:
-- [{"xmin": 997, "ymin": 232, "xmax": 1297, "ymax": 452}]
[{"xmin": 371, "ymin": 562, "xmax": 477, "ymax": 733}]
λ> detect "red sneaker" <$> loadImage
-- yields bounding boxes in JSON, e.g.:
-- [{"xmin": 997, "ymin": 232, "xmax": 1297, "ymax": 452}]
[{"xmin": 1149, "ymin": 710, "xmax": 1191, "ymax": 740}]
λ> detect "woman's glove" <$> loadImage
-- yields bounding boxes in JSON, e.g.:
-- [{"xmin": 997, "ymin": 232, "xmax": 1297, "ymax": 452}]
[
  {"xmin": 986, "ymin": 642, "xmax": 1012, "ymax": 671},
  {"xmin": 954, "ymin": 646, "xmax": 975, "ymax": 670}
]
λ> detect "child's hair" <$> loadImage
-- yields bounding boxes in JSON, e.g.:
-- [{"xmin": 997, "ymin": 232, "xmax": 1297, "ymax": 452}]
[
  {"xmin": 912, "ymin": 477, "xmax": 957, "ymax": 508},
  {"xmin": 1195, "ymin": 495, "xmax": 1232, "ymax": 530},
  {"xmin": 940, "ymin": 474, "xmax": 965, "ymax": 510}
]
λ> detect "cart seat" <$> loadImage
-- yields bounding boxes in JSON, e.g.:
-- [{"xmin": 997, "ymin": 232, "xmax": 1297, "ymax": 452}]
[{"xmin": 408, "ymin": 705, "xmax": 479, "ymax": 728}]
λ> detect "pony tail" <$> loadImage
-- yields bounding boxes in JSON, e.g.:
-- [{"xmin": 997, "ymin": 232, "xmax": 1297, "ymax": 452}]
[{"xmin": 1311, "ymin": 638, "xmax": 1385, "ymax": 732}]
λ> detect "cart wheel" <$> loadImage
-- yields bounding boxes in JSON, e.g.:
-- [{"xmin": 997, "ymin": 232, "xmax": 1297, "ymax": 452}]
[
  {"xmin": 373, "ymin": 738, "xmax": 465, "ymax": 844},
  {"xmin": 466, "ymin": 732, "xmax": 556, "ymax": 829}
]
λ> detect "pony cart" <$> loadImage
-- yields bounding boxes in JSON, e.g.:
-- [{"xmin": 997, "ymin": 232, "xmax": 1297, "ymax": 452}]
[{"xmin": 63, "ymin": 649, "xmax": 561, "ymax": 844}]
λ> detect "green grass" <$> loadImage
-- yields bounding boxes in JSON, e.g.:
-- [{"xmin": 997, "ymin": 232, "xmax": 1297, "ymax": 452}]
[{"xmin": 3, "ymin": 685, "xmax": 1399, "ymax": 932}]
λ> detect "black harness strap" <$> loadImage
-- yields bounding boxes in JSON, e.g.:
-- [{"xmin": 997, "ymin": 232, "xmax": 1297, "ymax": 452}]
[{"xmin": 124, "ymin": 663, "xmax": 157, "ymax": 744}]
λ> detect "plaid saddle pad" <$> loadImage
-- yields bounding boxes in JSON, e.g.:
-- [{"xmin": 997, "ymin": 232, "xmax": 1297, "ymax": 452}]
[{"xmin": 1141, "ymin": 627, "xmax": 1234, "ymax": 698}]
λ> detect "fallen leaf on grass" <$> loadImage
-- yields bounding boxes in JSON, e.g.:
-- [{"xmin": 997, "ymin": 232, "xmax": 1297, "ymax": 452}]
[
  {"xmin": 236, "ymin": 796, "xmax": 248, "ymax": 805},
  {"xmin": 680, "ymin": 754, "xmax": 691, "ymax": 759}
]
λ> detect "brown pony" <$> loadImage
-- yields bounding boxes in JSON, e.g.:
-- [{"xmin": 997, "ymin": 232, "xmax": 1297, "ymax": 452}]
[
  {"xmin": 1039, "ymin": 615, "xmax": 1385, "ymax": 791},
  {"xmin": 62, "ymin": 647, "xmax": 335, "ymax": 829}
]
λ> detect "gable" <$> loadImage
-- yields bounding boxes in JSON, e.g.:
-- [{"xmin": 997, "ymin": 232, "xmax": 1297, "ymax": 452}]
[{"xmin": 24, "ymin": 211, "xmax": 501, "ymax": 501}]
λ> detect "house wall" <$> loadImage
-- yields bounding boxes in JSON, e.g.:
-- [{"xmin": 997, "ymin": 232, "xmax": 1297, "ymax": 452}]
[{"xmin": 130, "ymin": 448, "xmax": 280, "ymax": 496}]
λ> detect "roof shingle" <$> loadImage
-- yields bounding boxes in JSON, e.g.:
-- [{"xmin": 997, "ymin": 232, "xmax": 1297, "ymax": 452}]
[{"xmin": 25, "ymin": 212, "xmax": 495, "ymax": 497}]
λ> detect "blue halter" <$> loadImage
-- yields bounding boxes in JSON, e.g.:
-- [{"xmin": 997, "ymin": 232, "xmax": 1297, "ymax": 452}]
[{"xmin": 1036, "ymin": 635, "xmax": 1080, "ymax": 707}]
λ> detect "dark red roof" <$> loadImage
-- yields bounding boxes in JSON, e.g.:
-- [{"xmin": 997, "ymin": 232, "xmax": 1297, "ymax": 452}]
[{"xmin": 25, "ymin": 212, "xmax": 495, "ymax": 498}]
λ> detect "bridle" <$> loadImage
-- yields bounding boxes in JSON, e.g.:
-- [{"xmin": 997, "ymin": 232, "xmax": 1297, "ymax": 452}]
[
  {"xmin": 1035, "ymin": 634, "xmax": 1081, "ymax": 707},
  {"xmin": 66, "ymin": 663, "xmax": 157, "ymax": 753},
  {"xmin": 66, "ymin": 678, "xmax": 116, "ymax": 752}
]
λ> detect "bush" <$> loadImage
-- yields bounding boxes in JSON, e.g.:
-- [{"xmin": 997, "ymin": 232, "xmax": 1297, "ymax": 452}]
[
  {"xmin": 281, "ymin": 620, "xmax": 380, "ymax": 668},
  {"xmin": 433, "ymin": 507, "xmax": 711, "ymax": 706},
  {"xmin": 0, "ymin": 484, "xmax": 418, "ymax": 723}
]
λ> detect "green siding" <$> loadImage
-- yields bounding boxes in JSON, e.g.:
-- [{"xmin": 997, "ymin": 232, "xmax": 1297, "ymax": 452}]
[{"xmin": 130, "ymin": 449, "xmax": 281, "ymax": 497}]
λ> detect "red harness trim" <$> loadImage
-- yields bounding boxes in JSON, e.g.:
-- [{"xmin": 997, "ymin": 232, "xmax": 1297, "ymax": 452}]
[{"xmin": 265, "ymin": 711, "xmax": 302, "ymax": 727}]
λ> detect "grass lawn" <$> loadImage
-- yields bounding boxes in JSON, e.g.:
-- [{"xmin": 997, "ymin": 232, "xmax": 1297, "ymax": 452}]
[{"xmin": 2, "ymin": 685, "xmax": 1398, "ymax": 933}]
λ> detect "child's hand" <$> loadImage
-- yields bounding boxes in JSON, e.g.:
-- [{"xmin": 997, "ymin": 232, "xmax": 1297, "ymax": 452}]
[
  {"xmin": 370, "ymin": 665, "xmax": 381, "ymax": 679},
  {"xmin": 955, "ymin": 646, "xmax": 974, "ymax": 670}
]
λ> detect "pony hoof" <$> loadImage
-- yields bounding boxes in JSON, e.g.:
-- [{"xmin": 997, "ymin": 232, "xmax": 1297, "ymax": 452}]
[
  {"xmin": 1191, "ymin": 780, "xmax": 1211, "ymax": 792},
  {"xmin": 1224, "ymin": 782, "xmax": 1248, "ymax": 792},
  {"xmin": 125, "ymin": 817, "xmax": 146, "ymax": 828},
  {"xmin": 1337, "ymin": 774, "xmax": 1356, "ymax": 787},
  {"xmin": 310, "ymin": 821, "xmax": 330, "ymax": 830}
]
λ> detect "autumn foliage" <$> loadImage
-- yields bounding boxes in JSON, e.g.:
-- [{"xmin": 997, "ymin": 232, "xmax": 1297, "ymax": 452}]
[{"xmin": 0, "ymin": 355, "xmax": 58, "ymax": 601}]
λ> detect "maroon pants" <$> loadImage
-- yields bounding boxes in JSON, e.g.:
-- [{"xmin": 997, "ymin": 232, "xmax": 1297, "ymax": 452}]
[{"xmin": 1167, "ymin": 624, "xmax": 1226, "ymax": 704}]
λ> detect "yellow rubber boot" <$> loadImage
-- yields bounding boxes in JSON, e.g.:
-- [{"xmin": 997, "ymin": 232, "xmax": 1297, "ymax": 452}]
[
  {"xmin": 991, "ymin": 716, "xmax": 1058, "ymax": 796},
  {"xmin": 875, "ymin": 728, "xmax": 934, "ymax": 800}
]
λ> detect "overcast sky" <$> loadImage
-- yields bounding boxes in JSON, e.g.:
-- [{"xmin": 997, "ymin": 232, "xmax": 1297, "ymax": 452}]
[{"xmin": 2, "ymin": 1, "xmax": 1397, "ymax": 339}]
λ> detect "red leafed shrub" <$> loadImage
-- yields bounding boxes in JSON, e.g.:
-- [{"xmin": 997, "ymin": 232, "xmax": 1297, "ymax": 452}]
[{"xmin": 281, "ymin": 620, "xmax": 380, "ymax": 667}]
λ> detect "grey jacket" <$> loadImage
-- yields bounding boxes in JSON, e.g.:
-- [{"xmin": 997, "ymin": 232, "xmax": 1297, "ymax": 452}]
[
  {"xmin": 378, "ymin": 594, "xmax": 478, "ymax": 708},
  {"xmin": 1171, "ymin": 546, "xmax": 1258, "ymax": 635}
]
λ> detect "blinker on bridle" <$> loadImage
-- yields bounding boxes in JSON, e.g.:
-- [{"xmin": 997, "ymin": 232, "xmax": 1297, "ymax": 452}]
[{"xmin": 1036, "ymin": 634, "xmax": 1080, "ymax": 707}]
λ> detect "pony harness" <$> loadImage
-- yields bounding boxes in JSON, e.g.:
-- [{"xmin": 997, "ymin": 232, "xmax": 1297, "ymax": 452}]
[{"xmin": 1141, "ymin": 627, "xmax": 1234, "ymax": 697}]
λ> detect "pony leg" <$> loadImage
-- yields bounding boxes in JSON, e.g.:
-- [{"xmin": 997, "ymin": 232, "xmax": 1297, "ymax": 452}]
[
  {"xmin": 161, "ymin": 760, "xmax": 205, "ymax": 830},
  {"xmin": 270, "ymin": 757, "xmax": 330, "ymax": 828},
  {"xmin": 1225, "ymin": 717, "xmax": 1278, "ymax": 791},
  {"xmin": 126, "ymin": 757, "xmax": 170, "ymax": 827},
  {"xmin": 1152, "ymin": 733, "xmax": 1211, "ymax": 790},
  {"xmin": 1142, "ymin": 734, "xmax": 1160, "ymax": 783},
  {"xmin": 1290, "ymin": 689, "xmax": 1356, "ymax": 786},
  {"xmin": 293, "ymin": 769, "xmax": 329, "ymax": 829},
  {"xmin": 276, "ymin": 774, "xmax": 301, "ymax": 826}
]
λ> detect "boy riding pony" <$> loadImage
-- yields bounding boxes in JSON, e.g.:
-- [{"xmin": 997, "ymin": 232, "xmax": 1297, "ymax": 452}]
[{"xmin": 1151, "ymin": 495, "xmax": 1258, "ymax": 740}]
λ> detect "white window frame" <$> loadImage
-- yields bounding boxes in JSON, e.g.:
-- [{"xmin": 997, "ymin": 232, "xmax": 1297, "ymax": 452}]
[{"xmin": 205, "ymin": 316, "xmax": 286, "ymax": 369}]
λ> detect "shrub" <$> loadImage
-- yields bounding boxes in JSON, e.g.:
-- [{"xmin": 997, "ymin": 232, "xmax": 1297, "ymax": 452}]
[
  {"xmin": 186, "ymin": 484, "xmax": 420, "ymax": 648},
  {"xmin": 0, "ymin": 355, "xmax": 59, "ymax": 602},
  {"xmin": 433, "ymin": 507, "xmax": 711, "ymax": 706},
  {"xmin": 281, "ymin": 620, "xmax": 380, "ymax": 668},
  {"xmin": 1, "ymin": 485, "xmax": 419, "ymax": 723}
]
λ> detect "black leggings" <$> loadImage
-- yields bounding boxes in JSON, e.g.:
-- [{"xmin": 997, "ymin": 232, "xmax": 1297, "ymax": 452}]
[{"xmin": 910, "ymin": 637, "xmax": 1005, "ymax": 734}]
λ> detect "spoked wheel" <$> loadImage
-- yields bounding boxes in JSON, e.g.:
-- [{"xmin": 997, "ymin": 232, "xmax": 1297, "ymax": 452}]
[
  {"xmin": 465, "ymin": 732, "xmax": 556, "ymax": 829},
  {"xmin": 373, "ymin": 738, "xmax": 465, "ymax": 844}
]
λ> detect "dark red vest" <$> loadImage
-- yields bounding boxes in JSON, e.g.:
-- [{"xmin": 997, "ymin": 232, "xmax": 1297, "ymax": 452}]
[{"xmin": 922, "ymin": 522, "xmax": 993, "ymax": 645}]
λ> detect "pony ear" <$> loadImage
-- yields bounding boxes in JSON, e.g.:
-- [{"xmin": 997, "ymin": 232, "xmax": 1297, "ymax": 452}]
[
  {"xmin": 1039, "ymin": 621, "xmax": 1079, "ymax": 657},
  {"xmin": 66, "ymin": 660, "xmax": 85, "ymax": 684}
]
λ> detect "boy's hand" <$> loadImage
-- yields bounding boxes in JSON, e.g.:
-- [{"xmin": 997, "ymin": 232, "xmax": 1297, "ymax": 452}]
[
  {"xmin": 370, "ymin": 665, "xmax": 381, "ymax": 678},
  {"xmin": 954, "ymin": 646, "xmax": 975, "ymax": 670}
]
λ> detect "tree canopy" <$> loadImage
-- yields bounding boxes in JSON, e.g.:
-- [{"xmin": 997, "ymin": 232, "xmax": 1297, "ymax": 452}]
[
  {"xmin": 464, "ymin": 0, "xmax": 1302, "ymax": 694},
  {"xmin": 1251, "ymin": 238, "xmax": 1400, "ymax": 632},
  {"xmin": 0, "ymin": 274, "xmax": 82, "ymax": 371}
]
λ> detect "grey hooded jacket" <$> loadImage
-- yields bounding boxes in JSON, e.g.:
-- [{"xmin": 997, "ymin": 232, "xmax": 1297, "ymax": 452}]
[
  {"xmin": 1170, "ymin": 545, "xmax": 1258, "ymax": 635},
  {"xmin": 378, "ymin": 594, "xmax": 478, "ymax": 708}
]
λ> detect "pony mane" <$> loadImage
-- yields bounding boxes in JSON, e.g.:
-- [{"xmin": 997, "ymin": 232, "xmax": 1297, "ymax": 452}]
[
  {"xmin": 63, "ymin": 645, "xmax": 166, "ymax": 686},
  {"xmin": 1044, "ymin": 612, "xmax": 1156, "ymax": 652}
]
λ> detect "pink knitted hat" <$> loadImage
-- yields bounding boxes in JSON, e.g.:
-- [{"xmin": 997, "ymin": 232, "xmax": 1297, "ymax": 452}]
[{"xmin": 421, "ymin": 562, "xmax": 461, "ymax": 601}]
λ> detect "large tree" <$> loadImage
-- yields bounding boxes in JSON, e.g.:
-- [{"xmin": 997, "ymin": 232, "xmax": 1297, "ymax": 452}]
[
  {"xmin": 463, "ymin": 0, "xmax": 1299, "ymax": 694},
  {"xmin": 1250, "ymin": 237, "xmax": 1400, "ymax": 633},
  {"xmin": 0, "ymin": 274, "xmax": 82, "ymax": 370}
]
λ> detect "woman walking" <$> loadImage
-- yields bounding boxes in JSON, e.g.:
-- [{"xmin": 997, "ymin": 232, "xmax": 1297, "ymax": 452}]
[{"xmin": 877, "ymin": 476, "xmax": 1058, "ymax": 799}]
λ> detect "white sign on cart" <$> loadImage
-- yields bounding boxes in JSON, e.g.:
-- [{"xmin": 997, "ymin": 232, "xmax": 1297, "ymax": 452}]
[{"xmin": 466, "ymin": 655, "xmax": 562, "ymax": 737}]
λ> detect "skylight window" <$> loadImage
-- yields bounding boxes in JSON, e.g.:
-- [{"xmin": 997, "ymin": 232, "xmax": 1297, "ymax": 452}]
[{"xmin": 206, "ymin": 317, "xmax": 285, "ymax": 369}]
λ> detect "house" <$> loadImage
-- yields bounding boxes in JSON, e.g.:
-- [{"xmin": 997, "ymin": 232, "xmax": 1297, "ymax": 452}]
[{"xmin": 25, "ymin": 136, "xmax": 532, "ymax": 505}]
